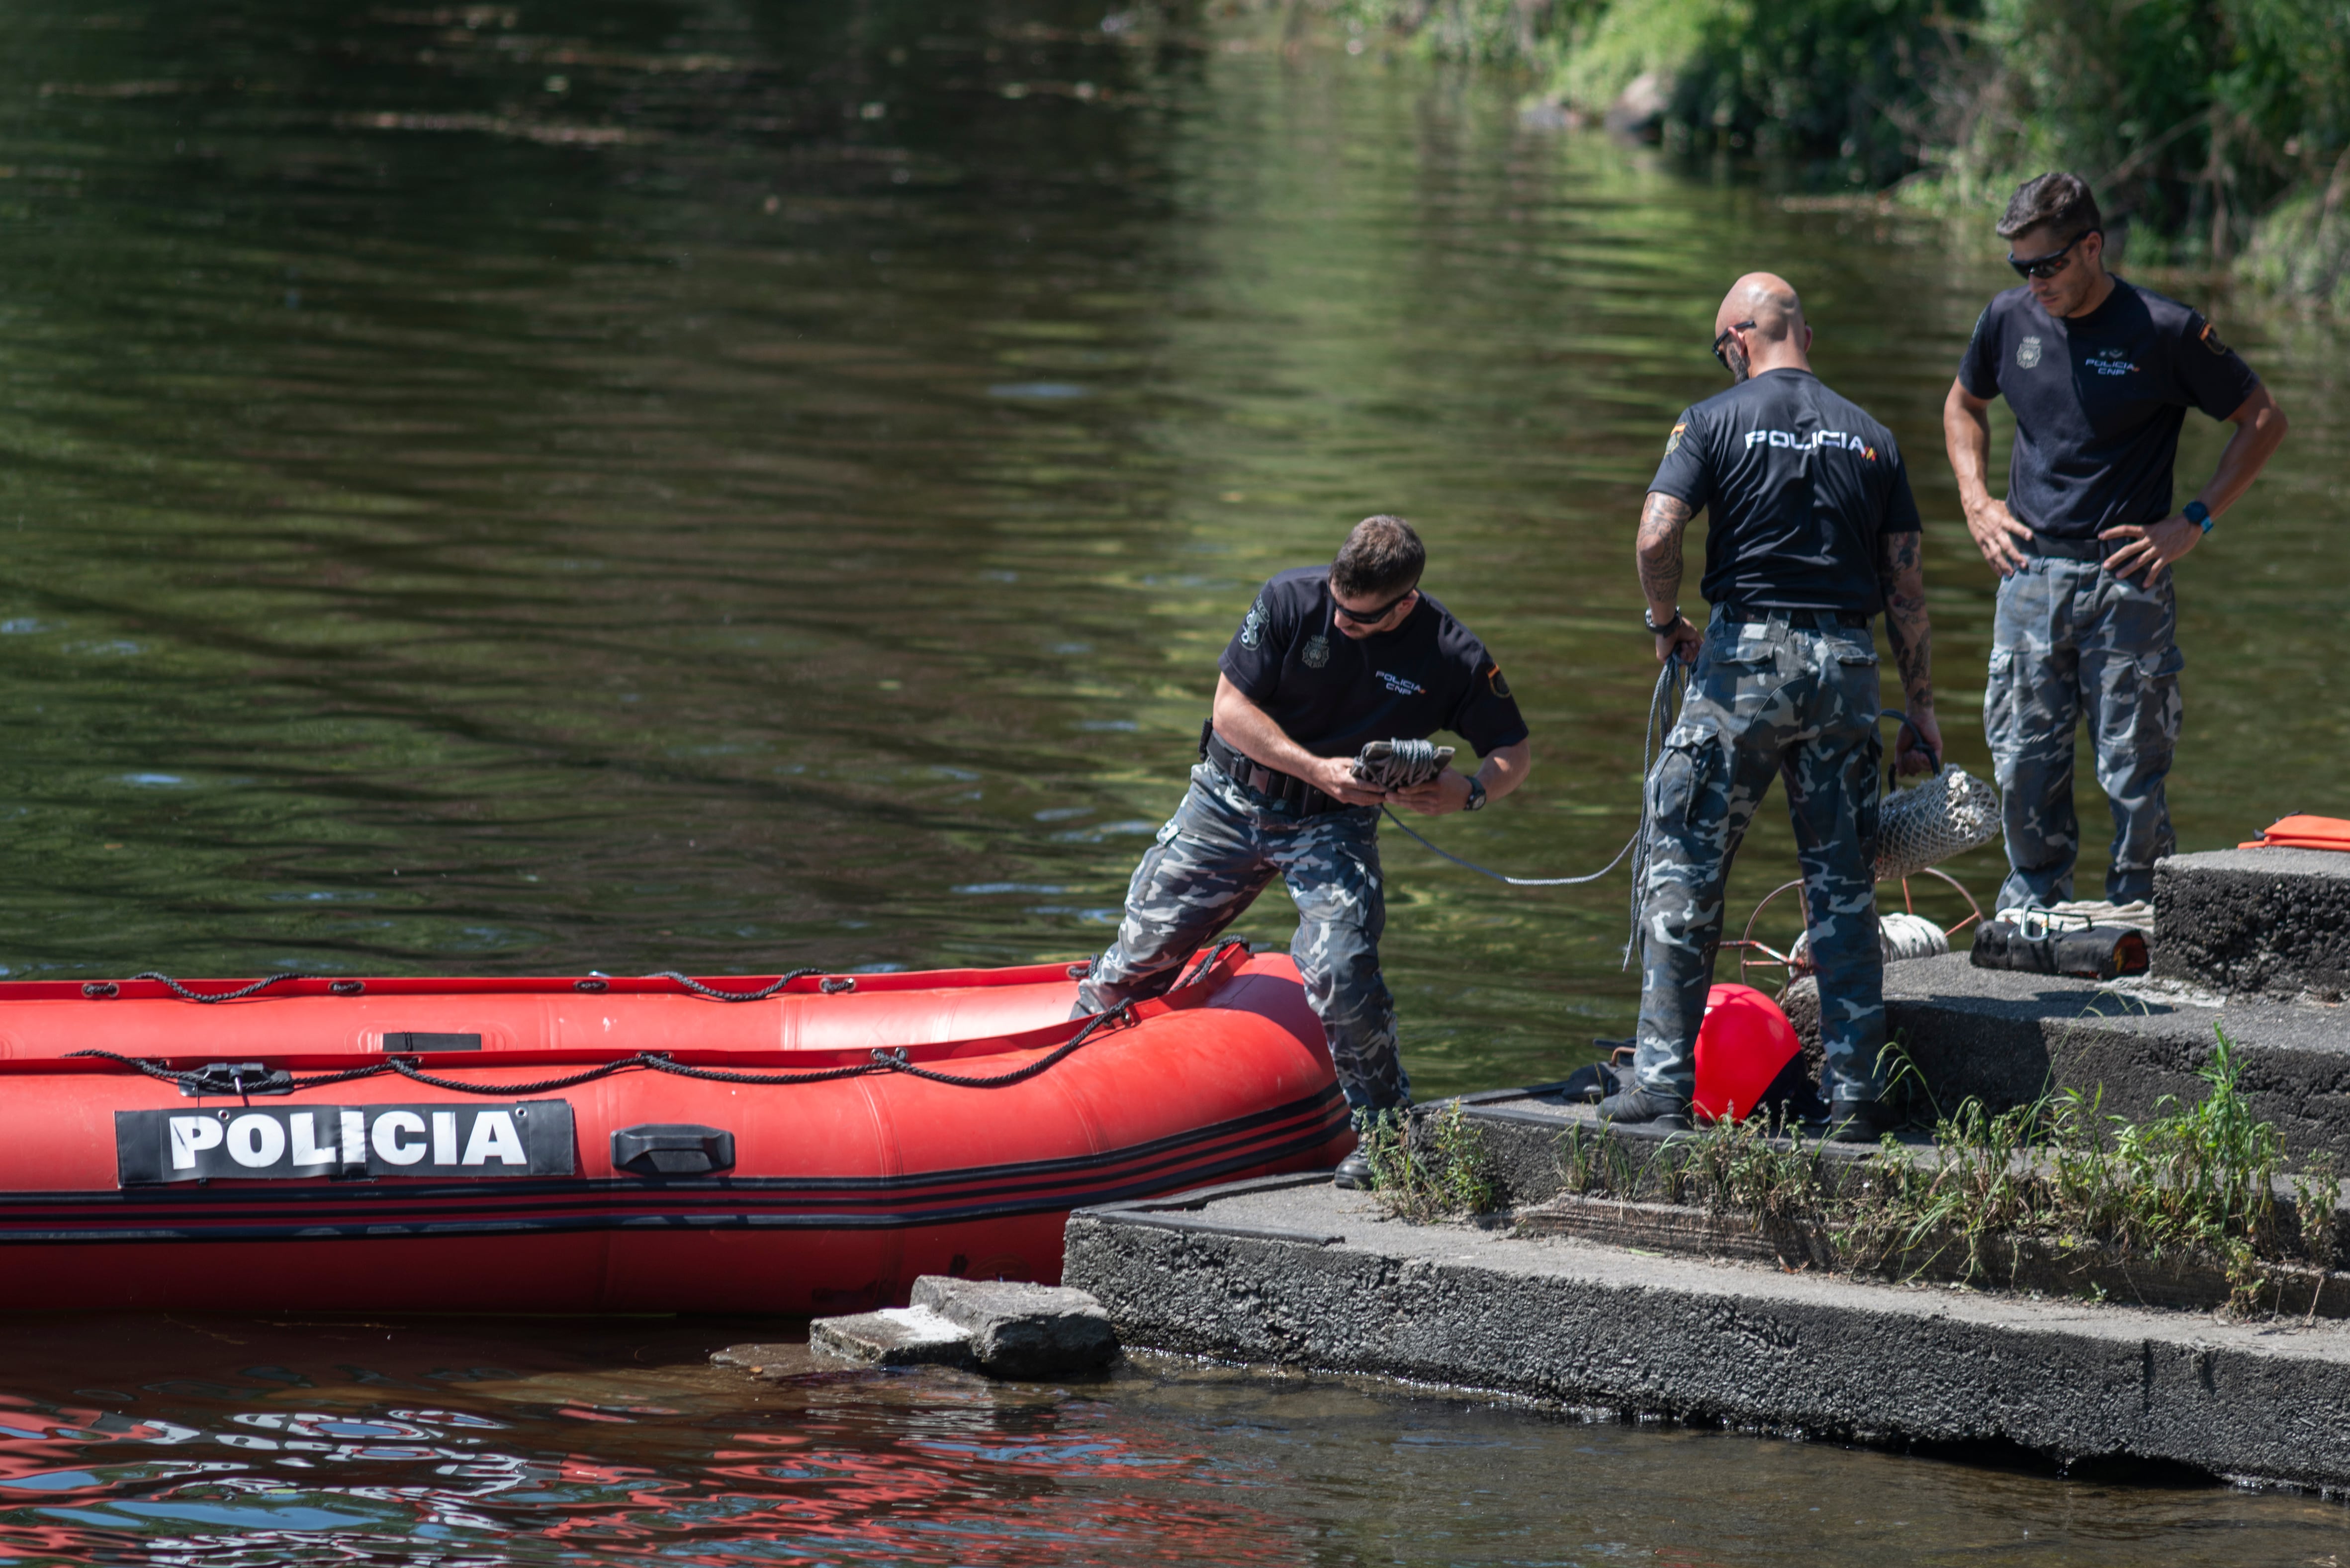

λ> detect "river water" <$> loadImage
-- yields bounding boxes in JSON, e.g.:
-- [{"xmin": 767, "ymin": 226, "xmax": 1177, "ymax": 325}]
[{"xmin": 4, "ymin": 0, "xmax": 2350, "ymax": 1559}]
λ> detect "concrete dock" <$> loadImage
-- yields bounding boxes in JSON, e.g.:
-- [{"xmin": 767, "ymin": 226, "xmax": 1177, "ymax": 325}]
[
  {"xmin": 1061, "ymin": 848, "xmax": 2350, "ymax": 1489},
  {"xmin": 1065, "ymin": 1172, "xmax": 2350, "ymax": 1490}
]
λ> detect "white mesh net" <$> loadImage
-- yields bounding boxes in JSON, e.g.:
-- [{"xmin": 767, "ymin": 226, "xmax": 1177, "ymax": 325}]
[{"xmin": 1874, "ymin": 765, "xmax": 2001, "ymax": 883}]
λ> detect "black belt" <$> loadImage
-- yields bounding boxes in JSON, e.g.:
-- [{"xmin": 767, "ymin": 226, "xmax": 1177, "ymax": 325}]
[
  {"xmin": 1712, "ymin": 604, "xmax": 1872, "ymax": 629},
  {"xmin": 2018, "ymin": 532, "xmax": 2113, "ymax": 561},
  {"xmin": 1201, "ymin": 729, "xmax": 1349, "ymax": 816}
]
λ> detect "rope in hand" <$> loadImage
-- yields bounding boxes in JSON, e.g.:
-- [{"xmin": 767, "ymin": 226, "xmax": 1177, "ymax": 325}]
[{"xmin": 1373, "ymin": 657, "xmax": 1692, "ymax": 970}]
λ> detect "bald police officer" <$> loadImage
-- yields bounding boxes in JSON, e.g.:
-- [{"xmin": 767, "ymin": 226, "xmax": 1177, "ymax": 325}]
[
  {"xmin": 1605, "ymin": 273, "xmax": 1937, "ymax": 1139},
  {"xmin": 1075, "ymin": 517, "xmax": 1533, "ymax": 1186}
]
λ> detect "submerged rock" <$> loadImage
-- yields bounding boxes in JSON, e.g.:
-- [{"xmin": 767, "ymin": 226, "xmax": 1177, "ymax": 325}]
[
  {"xmin": 808, "ymin": 1305, "xmax": 975, "ymax": 1368},
  {"xmin": 909, "ymin": 1275, "xmax": 1118, "ymax": 1378}
]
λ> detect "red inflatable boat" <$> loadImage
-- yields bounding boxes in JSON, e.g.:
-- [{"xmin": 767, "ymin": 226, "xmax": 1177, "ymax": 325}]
[{"xmin": 0, "ymin": 943, "xmax": 1349, "ymax": 1312}]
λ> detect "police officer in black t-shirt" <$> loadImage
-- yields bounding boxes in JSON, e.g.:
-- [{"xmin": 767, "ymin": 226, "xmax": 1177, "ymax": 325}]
[
  {"xmin": 1606, "ymin": 272, "xmax": 1937, "ymax": 1139},
  {"xmin": 1074, "ymin": 516, "xmax": 1532, "ymax": 1187},
  {"xmin": 1944, "ymin": 173, "xmax": 2289, "ymax": 911}
]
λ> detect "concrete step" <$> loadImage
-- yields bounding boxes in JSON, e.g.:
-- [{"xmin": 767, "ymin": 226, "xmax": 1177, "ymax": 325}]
[
  {"xmin": 2154, "ymin": 847, "xmax": 2350, "ymax": 1002},
  {"xmin": 1065, "ymin": 1174, "xmax": 2350, "ymax": 1489},
  {"xmin": 1873, "ymin": 953, "xmax": 2350, "ymax": 1161},
  {"xmin": 1795, "ymin": 949, "xmax": 2350, "ymax": 1160}
]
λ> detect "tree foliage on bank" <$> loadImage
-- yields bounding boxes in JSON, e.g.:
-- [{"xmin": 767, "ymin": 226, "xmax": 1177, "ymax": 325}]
[{"xmin": 1316, "ymin": 0, "xmax": 2350, "ymax": 306}]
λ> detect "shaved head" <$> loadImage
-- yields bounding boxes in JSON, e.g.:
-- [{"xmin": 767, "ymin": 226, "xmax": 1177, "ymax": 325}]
[
  {"xmin": 1718, "ymin": 272, "xmax": 1804, "ymax": 342},
  {"xmin": 1712, "ymin": 271, "xmax": 1812, "ymax": 380}
]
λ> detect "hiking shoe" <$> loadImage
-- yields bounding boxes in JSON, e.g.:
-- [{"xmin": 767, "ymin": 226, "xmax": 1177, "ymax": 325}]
[
  {"xmin": 1823, "ymin": 1097, "xmax": 1897, "ymax": 1142},
  {"xmin": 1593, "ymin": 1085, "xmax": 1692, "ymax": 1131},
  {"xmin": 1332, "ymin": 1149, "xmax": 1374, "ymax": 1190}
]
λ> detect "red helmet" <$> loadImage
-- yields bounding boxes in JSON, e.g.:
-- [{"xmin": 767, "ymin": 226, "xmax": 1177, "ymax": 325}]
[{"xmin": 1692, "ymin": 983, "xmax": 1803, "ymax": 1123}]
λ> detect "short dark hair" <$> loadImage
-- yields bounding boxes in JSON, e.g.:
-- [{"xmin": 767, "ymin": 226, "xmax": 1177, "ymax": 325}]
[
  {"xmin": 1330, "ymin": 515, "xmax": 1425, "ymax": 600},
  {"xmin": 1996, "ymin": 173, "xmax": 2103, "ymax": 243}
]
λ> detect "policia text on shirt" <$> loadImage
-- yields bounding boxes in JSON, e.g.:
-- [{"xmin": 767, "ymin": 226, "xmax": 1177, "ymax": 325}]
[
  {"xmin": 1943, "ymin": 172, "xmax": 2288, "ymax": 910},
  {"xmin": 1073, "ymin": 516, "xmax": 1533, "ymax": 1189}
]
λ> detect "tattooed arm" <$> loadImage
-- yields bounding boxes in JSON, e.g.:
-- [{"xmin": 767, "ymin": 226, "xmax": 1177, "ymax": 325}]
[
  {"xmin": 1878, "ymin": 527, "xmax": 1942, "ymax": 776},
  {"xmin": 1636, "ymin": 491, "xmax": 1705, "ymax": 665}
]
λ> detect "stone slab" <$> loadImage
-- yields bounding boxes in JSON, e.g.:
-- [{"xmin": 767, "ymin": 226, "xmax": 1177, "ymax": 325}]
[
  {"xmin": 1875, "ymin": 952, "xmax": 2350, "ymax": 1161},
  {"xmin": 808, "ymin": 1305, "xmax": 975, "ymax": 1368},
  {"xmin": 1066, "ymin": 1178, "xmax": 2350, "ymax": 1489},
  {"xmin": 2155, "ymin": 848, "xmax": 2350, "ymax": 1000},
  {"xmin": 909, "ymin": 1275, "xmax": 1117, "ymax": 1378}
]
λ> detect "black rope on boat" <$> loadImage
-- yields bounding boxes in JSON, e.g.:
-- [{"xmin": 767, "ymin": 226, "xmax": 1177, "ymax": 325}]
[
  {"xmin": 60, "ymin": 1005, "xmax": 1144, "ymax": 1097},
  {"xmin": 863, "ymin": 1005, "xmax": 1137, "ymax": 1090},
  {"xmin": 641, "ymin": 968, "xmax": 824, "ymax": 1002},
  {"xmin": 132, "ymin": 971, "xmax": 312, "ymax": 1003}
]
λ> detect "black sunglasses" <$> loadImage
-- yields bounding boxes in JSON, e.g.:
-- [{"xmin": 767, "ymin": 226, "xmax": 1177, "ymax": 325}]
[
  {"xmin": 2007, "ymin": 230, "xmax": 2099, "ymax": 280},
  {"xmin": 1332, "ymin": 586, "xmax": 1418, "ymax": 624},
  {"xmin": 1712, "ymin": 319, "xmax": 1756, "ymax": 373}
]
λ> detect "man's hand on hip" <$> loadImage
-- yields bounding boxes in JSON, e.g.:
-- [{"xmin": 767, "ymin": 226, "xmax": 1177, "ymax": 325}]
[
  {"xmin": 1392, "ymin": 769, "xmax": 1471, "ymax": 817},
  {"xmin": 2099, "ymin": 513, "xmax": 2199, "ymax": 585},
  {"xmin": 1895, "ymin": 706, "xmax": 1943, "ymax": 778},
  {"xmin": 1964, "ymin": 498, "xmax": 2034, "ymax": 576},
  {"xmin": 1305, "ymin": 756, "xmax": 1392, "ymax": 809}
]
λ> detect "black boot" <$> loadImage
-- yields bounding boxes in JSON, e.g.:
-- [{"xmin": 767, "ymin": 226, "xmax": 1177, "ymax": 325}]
[
  {"xmin": 1823, "ymin": 1097, "xmax": 1896, "ymax": 1143},
  {"xmin": 1332, "ymin": 1148, "xmax": 1374, "ymax": 1190},
  {"xmin": 1594, "ymin": 1085, "xmax": 1691, "ymax": 1132}
]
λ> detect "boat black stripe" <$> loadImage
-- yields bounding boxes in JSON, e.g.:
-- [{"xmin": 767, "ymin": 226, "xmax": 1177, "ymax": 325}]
[
  {"xmin": 0, "ymin": 1114, "xmax": 1348, "ymax": 1243},
  {"xmin": 1, "ymin": 1081, "xmax": 1345, "ymax": 1215}
]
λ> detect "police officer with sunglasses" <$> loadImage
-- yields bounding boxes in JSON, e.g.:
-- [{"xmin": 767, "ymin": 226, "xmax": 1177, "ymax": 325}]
[
  {"xmin": 1073, "ymin": 516, "xmax": 1532, "ymax": 1187},
  {"xmin": 1942, "ymin": 173, "xmax": 2289, "ymax": 913}
]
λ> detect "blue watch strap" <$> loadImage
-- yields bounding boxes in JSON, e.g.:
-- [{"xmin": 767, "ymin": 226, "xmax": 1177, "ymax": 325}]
[{"xmin": 2183, "ymin": 499, "xmax": 2212, "ymax": 533}]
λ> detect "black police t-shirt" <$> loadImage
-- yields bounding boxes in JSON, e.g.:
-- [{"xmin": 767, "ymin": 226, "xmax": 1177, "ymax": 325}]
[
  {"xmin": 1647, "ymin": 368, "xmax": 1920, "ymax": 614},
  {"xmin": 1217, "ymin": 568, "xmax": 1529, "ymax": 759},
  {"xmin": 1956, "ymin": 279, "xmax": 2260, "ymax": 540}
]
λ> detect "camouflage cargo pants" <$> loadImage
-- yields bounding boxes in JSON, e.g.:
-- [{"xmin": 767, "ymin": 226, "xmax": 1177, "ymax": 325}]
[
  {"xmin": 1075, "ymin": 763, "xmax": 1406, "ymax": 1113},
  {"xmin": 1635, "ymin": 612, "xmax": 1886, "ymax": 1105},
  {"xmin": 1985, "ymin": 555, "xmax": 2180, "ymax": 910}
]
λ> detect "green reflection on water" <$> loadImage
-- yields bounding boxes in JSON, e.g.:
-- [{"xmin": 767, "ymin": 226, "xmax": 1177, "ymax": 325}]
[{"xmin": 0, "ymin": 0, "xmax": 2344, "ymax": 1103}]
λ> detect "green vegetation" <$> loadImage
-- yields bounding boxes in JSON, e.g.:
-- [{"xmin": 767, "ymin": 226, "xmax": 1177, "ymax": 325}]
[
  {"xmin": 1273, "ymin": 0, "xmax": 2350, "ymax": 303},
  {"xmin": 1551, "ymin": 1028, "xmax": 2342, "ymax": 1314},
  {"xmin": 1362, "ymin": 1101, "xmax": 1502, "ymax": 1220}
]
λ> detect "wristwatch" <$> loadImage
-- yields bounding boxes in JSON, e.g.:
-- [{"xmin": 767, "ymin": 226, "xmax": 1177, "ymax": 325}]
[
  {"xmin": 2183, "ymin": 499, "xmax": 2212, "ymax": 533},
  {"xmin": 1643, "ymin": 607, "xmax": 1683, "ymax": 634},
  {"xmin": 1462, "ymin": 776, "xmax": 1488, "ymax": 812}
]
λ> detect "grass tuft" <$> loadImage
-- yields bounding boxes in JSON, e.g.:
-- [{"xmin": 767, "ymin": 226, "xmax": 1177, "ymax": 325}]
[
  {"xmin": 1553, "ymin": 1028, "xmax": 2341, "ymax": 1315},
  {"xmin": 1362, "ymin": 1101, "xmax": 1500, "ymax": 1222}
]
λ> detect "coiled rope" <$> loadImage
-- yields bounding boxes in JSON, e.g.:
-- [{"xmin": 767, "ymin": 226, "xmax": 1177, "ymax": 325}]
[{"xmin": 1374, "ymin": 655, "xmax": 1692, "ymax": 967}]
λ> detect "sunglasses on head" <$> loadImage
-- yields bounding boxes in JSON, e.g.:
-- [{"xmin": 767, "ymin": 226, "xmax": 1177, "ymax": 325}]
[
  {"xmin": 1712, "ymin": 319, "xmax": 1756, "ymax": 373},
  {"xmin": 1332, "ymin": 586, "xmax": 1418, "ymax": 624},
  {"xmin": 2007, "ymin": 229, "xmax": 2099, "ymax": 280}
]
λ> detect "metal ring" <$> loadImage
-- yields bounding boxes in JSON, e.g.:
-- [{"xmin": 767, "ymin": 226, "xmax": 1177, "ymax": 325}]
[{"xmin": 818, "ymin": 976, "xmax": 856, "ymax": 994}]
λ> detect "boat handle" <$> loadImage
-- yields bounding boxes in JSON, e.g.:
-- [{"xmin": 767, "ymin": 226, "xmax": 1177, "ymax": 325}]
[{"xmin": 611, "ymin": 1123, "xmax": 736, "ymax": 1177}]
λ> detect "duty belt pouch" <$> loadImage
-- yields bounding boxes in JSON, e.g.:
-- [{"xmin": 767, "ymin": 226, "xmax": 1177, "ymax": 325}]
[{"xmin": 1969, "ymin": 920, "xmax": 2149, "ymax": 981}]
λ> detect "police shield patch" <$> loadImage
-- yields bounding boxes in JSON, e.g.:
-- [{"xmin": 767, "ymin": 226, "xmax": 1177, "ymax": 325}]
[
  {"xmin": 1487, "ymin": 665, "xmax": 1511, "ymax": 699},
  {"xmin": 2016, "ymin": 335, "xmax": 2043, "ymax": 369},
  {"xmin": 1301, "ymin": 634, "xmax": 1330, "ymax": 669},
  {"xmin": 1665, "ymin": 421, "xmax": 1686, "ymax": 455},
  {"xmin": 2200, "ymin": 320, "xmax": 2230, "ymax": 356}
]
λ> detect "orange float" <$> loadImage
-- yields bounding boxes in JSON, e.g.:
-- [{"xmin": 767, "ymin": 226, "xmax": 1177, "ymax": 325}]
[{"xmin": 0, "ymin": 943, "xmax": 1349, "ymax": 1311}]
